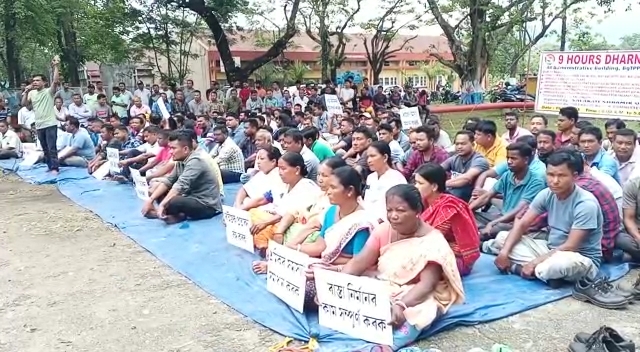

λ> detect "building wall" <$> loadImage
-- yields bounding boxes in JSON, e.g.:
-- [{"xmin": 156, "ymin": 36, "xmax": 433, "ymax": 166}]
[{"xmin": 144, "ymin": 40, "xmax": 211, "ymax": 92}]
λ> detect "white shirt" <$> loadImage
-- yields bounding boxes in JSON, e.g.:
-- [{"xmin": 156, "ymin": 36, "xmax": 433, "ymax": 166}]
[
  {"xmin": 610, "ymin": 148, "xmax": 640, "ymax": 184},
  {"xmin": 134, "ymin": 88, "xmax": 151, "ymax": 105},
  {"xmin": 364, "ymin": 168, "xmax": 407, "ymax": 221},
  {"xmin": 590, "ymin": 166, "xmax": 623, "ymax": 216},
  {"xmin": 160, "ymin": 89, "xmax": 175, "ymax": 102},
  {"xmin": 136, "ymin": 142, "xmax": 161, "ymax": 164},
  {"xmin": 18, "ymin": 107, "xmax": 36, "ymax": 128},
  {"xmin": 501, "ymin": 127, "xmax": 533, "ymax": 144},
  {"xmin": 436, "ymin": 130, "xmax": 452, "ymax": 150},
  {"xmin": 1, "ymin": 129, "xmax": 22, "ymax": 156},
  {"xmin": 57, "ymin": 129, "xmax": 72, "ymax": 151},
  {"xmin": 388, "ymin": 140, "xmax": 404, "ymax": 164},
  {"xmin": 338, "ymin": 87, "xmax": 355, "ymax": 103},
  {"xmin": 67, "ymin": 103, "xmax": 93, "ymax": 126},
  {"xmin": 55, "ymin": 106, "xmax": 68, "ymax": 125}
]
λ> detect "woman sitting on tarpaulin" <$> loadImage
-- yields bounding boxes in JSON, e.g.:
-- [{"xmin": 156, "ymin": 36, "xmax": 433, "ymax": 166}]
[
  {"xmin": 251, "ymin": 157, "xmax": 348, "ymax": 274},
  {"xmin": 337, "ymin": 184, "xmax": 465, "ymax": 351}
]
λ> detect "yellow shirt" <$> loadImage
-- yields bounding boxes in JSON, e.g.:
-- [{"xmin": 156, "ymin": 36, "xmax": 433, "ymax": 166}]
[{"xmin": 474, "ymin": 138, "xmax": 507, "ymax": 168}]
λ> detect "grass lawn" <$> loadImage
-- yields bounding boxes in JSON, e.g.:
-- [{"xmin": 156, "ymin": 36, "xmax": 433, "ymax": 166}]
[{"xmin": 431, "ymin": 107, "xmax": 637, "ymax": 137}]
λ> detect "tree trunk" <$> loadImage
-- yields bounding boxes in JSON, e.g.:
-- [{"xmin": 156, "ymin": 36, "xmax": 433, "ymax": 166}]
[
  {"xmin": 509, "ymin": 58, "xmax": 520, "ymax": 77},
  {"xmin": 560, "ymin": 0, "xmax": 568, "ymax": 51},
  {"xmin": 3, "ymin": 0, "xmax": 22, "ymax": 87},
  {"xmin": 57, "ymin": 18, "xmax": 82, "ymax": 86},
  {"xmin": 184, "ymin": 0, "xmax": 302, "ymax": 85}
]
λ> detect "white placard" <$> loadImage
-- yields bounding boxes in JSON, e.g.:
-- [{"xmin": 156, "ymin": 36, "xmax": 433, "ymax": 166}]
[
  {"xmin": 130, "ymin": 168, "xmax": 150, "ymax": 200},
  {"xmin": 20, "ymin": 151, "xmax": 42, "ymax": 167},
  {"xmin": 157, "ymin": 96, "xmax": 170, "ymax": 120},
  {"xmin": 535, "ymin": 50, "xmax": 640, "ymax": 120},
  {"xmin": 222, "ymin": 205, "xmax": 254, "ymax": 253},
  {"xmin": 399, "ymin": 106, "xmax": 421, "ymax": 130},
  {"xmin": 106, "ymin": 147, "xmax": 120, "ymax": 174},
  {"xmin": 266, "ymin": 241, "xmax": 309, "ymax": 313},
  {"xmin": 324, "ymin": 94, "xmax": 343, "ymax": 116},
  {"xmin": 314, "ymin": 269, "xmax": 393, "ymax": 346},
  {"xmin": 92, "ymin": 162, "xmax": 110, "ymax": 180}
]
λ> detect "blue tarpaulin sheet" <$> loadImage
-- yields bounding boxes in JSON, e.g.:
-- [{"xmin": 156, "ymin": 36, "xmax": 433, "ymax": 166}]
[{"xmin": 0, "ymin": 159, "xmax": 630, "ymax": 351}]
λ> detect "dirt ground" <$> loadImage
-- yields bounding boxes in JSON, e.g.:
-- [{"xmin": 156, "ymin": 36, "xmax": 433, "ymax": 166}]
[{"xmin": 1, "ymin": 173, "xmax": 639, "ymax": 352}]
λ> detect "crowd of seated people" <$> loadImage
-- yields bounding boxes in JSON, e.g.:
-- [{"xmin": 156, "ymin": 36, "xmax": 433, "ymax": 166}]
[{"xmin": 5, "ymin": 71, "xmax": 640, "ymax": 350}]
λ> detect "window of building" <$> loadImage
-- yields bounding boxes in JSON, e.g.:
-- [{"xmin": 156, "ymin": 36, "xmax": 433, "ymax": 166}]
[
  {"xmin": 383, "ymin": 61, "xmax": 390, "ymax": 67},
  {"xmin": 407, "ymin": 76, "xmax": 429, "ymax": 87},
  {"xmin": 380, "ymin": 77, "xmax": 398, "ymax": 86},
  {"xmin": 407, "ymin": 61, "xmax": 418, "ymax": 66}
]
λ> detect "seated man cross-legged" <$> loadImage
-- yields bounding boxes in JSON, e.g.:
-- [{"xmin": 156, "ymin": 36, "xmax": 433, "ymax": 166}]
[
  {"xmin": 142, "ymin": 132, "xmax": 222, "ymax": 224},
  {"xmin": 58, "ymin": 116, "xmax": 96, "ymax": 167},
  {"xmin": 470, "ymin": 142, "xmax": 546, "ymax": 240},
  {"xmin": 0, "ymin": 119, "xmax": 22, "ymax": 159},
  {"xmin": 483, "ymin": 150, "xmax": 626, "ymax": 307}
]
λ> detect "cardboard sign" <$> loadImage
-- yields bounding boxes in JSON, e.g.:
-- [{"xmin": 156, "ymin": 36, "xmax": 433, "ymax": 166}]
[
  {"xmin": 222, "ymin": 205, "xmax": 254, "ymax": 253},
  {"xmin": 399, "ymin": 107, "xmax": 421, "ymax": 130},
  {"xmin": 266, "ymin": 241, "xmax": 309, "ymax": 313}
]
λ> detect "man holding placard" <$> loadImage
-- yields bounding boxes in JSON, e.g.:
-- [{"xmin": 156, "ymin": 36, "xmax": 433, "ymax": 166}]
[
  {"xmin": 142, "ymin": 133, "xmax": 222, "ymax": 224},
  {"xmin": 88, "ymin": 124, "xmax": 122, "ymax": 174}
]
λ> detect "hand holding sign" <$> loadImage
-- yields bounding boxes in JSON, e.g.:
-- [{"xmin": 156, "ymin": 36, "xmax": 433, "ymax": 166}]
[
  {"xmin": 399, "ymin": 107, "xmax": 421, "ymax": 130},
  {"xmin": 222, "ymin": 205, "xmax": 255, "ymax": 253}
]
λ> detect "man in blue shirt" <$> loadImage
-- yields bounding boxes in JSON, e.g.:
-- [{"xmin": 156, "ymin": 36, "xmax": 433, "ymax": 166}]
[
  {"xmin": 469, "ymin": 141, "xmax": 547, "ymax": 240},
  {"xmin": 58, "ymin": 116, "xmax": 95, "ymax": 167},
  {"xmin": 578, "ymin": 125, "xmax": 620, "ymax": 183}
]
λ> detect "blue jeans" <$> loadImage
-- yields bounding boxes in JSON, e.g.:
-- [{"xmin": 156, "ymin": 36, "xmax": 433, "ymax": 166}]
[{"xmin": 37, "ymin": 125, "xmax": 59, "ymax": 171}]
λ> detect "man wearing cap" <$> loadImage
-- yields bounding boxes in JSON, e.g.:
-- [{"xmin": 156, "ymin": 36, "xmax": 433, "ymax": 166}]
[
  {"xmin": 83, "ymin": 84, "xmax": 99, "ymax": 112},
  {"xmin": 134, "ymin": 81, "xmax": 151, "ymax": 107}
]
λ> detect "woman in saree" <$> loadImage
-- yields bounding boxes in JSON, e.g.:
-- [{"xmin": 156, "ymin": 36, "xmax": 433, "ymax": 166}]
[
  {"xmin": 251, "ymin": 157, "xmax": 347, "ymax": 274},
  {"xmin": 234, "ymin": 147, "xmax": 284, "ymax": 207},
  {"xmin": 339, "ymin": 184, "xmax": 465, "ymax": 351},
  {"xmin": 303, "ymin": 166, "xmax": 374, "ymax": 300},
  {"xmin": 239, "ymin": 152, "xmax": 322, "ymax": 252},
  {"xmin": 414, "ymin": 163, "xmax": 480, "ymax": 276}
]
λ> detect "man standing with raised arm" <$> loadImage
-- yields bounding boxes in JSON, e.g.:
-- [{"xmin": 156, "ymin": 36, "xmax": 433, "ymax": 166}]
[{"xmin": 22, "ymin": 56, "xmax": 61, "ymax": 175}]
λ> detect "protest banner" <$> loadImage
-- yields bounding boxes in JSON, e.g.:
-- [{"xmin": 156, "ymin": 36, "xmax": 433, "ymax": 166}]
[
  {"xmin": 399, "ymin": 107, "xmax": 421, "ymax": 129},
  {"xmin": 266, "ymin": 241, "xmax": 310, "ymax": 313},
  {"xmin": 222, "ymin": 205, "xmax": 254, "ymax": 253},
  {"xmin": 535, "ymin": 50, "xmax": 640, "ymax": 119},
  {"xmin": 324, "ymin": 94, "xmax": 343, "ymax": 116},
  {"xmin": 91, "ymin": 162, "xmax": 110, "ymax": 180},
  {"xmin": 157, "ymin": 97, "xmax": 170, "ymax": 120},
  {"xmin": 129, "ymin": 169, "xmax": 150, "ymax": 200},
  {"xmin": 20, "ymin": 145, "xmax": 41, "ymax": 168},
  {"xmin": 106, "ymin": 147, "xmax": 121, "ymax": 174},
  {"xmin": 314, "ymin": 269, "xmax": 393, "ymax": 346}
]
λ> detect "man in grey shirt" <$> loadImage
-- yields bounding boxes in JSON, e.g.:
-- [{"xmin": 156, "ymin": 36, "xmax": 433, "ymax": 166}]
[
  {"xmin": 142, "ymin": 132, "xmax": 222, "ymax": 224},
  {"xmin": 183, "ymin": 79, "xmax": 195, "ymax": 103},
  {"xmin": 484, "ymin": 149, "xmax": 602, "ymax": 288},
  {"xmin": 188, "ymin": 90, "xmax": 209, "ymax": 116},
  {"xmin": 441, "ymin": 130, "xmax": 490, "ymax": 202},
  {"xmin": 55, "ymin": 82, "xmax": 76, "ymax": 107}
]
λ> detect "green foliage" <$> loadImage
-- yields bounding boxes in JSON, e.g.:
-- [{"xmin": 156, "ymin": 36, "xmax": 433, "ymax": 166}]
[
  {"xmin": 619, "ymin": 33, "xmax": 640, "ymax": 49},
  {"xmin": 0, "ymin": 0, "xmax": 138, "ymax": 85},
  {"xmin": 251, "ymin": 61, "xmax": 310, "ymax": 87},
  {"xmin": 427, "ymin": 0, "xmax": 591, "ymax": 86}
]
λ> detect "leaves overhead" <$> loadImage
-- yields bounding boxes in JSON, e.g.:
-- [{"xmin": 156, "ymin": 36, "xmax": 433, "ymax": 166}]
[{"xmin": 426, "ymin": 0, "xmax": 591, "ymax": 85}]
